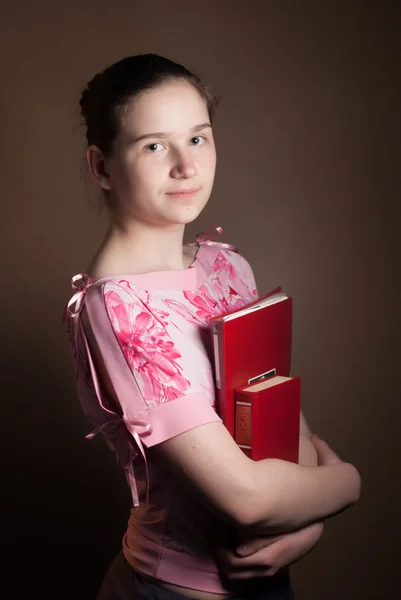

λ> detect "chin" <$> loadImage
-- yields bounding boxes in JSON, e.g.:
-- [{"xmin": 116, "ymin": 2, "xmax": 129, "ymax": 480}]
[
  {"xmin": 167, "ymin": 212, "xmax": 202, "ymax": 226},
  {"xmin": 168, "ymin": 203, "xmax": 208, "ymax": 226}
]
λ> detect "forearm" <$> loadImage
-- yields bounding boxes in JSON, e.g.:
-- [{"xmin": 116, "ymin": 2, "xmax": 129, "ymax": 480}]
[
  {"xmin": 236, "ymin": 436, "xmax": 324, "ymax": 541},
  {"xmin": 217, "ymin": 436, "xmax": 327, "ymax": 577},
  {"xmin": 245, "ymin": 458, "xmax": 360, "ymax": 535},
  {"xmin": 217, "ymin": 436, "xmax": 327, "ymax": 576},
  {"xmin": 217, "ymin": 513, "xmax": 326, "ymax": 579},
  {"xmin": 272, "ymin": 519, "xmax": 325, "ymax": 569}
]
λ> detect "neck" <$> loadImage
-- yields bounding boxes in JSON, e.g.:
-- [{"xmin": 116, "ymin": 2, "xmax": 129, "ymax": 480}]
[{"xmin": 104, "ymin": 218, "xmax": 190, "ymax": 272}]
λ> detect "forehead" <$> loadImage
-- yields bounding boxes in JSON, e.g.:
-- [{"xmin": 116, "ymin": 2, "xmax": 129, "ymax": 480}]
[{"xmin": 121, "ymin": 80, "xmax": 209, "ymax": 136}]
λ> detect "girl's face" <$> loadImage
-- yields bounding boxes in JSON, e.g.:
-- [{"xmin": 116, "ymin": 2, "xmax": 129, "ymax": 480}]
[{"xmin": 103, "ymin": 80, "xmax": 217, "ymax": 227}]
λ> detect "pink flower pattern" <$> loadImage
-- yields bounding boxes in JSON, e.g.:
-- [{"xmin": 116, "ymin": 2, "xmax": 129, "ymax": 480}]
[{"xmin": 106, "ymin": 289, "xmax": 190, "ymax": 408}]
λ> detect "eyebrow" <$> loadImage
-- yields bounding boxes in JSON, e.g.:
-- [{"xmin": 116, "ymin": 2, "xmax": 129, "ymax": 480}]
[{"xmin": 128, "ymin": 122, "xmax": 212, "ymax": 145}]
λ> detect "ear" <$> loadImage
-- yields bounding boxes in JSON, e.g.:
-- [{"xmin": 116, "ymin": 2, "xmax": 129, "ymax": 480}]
[{"xmin": 86, "ymin": 145, "xmax": 112, "ymax": 190}]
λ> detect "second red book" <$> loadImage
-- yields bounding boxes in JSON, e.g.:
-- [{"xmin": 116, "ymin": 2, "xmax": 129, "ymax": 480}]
[{"xmin": 235, "ymin": 375, "xmax": 301, "ymax": 463}]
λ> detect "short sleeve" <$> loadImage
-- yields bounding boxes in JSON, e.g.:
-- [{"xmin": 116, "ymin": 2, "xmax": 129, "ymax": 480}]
[
  {"xmin": 238, "ymin": 253, "xmax": 259, "ymax": 300},
  {"xmin": 219, "ymin": 248, "xmax": 259, "ymax": 302},
  {"xmin": 83, "ymin": 281, "xmax": 222, "ymax": 449}
]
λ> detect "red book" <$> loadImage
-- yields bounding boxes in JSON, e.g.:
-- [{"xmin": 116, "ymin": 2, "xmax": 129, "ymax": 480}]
[
  {"xmin": 210, "ymin": 288, "xmax": 292, "ymax": 437},
  {"xmin": 235, "ymin": 376, "xmax": 300, "ymax": 462}
]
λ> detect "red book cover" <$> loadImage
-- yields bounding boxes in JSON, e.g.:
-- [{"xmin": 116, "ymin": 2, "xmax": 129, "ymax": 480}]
[
  {"xmin": 235, "ymin": 376, "xmax": 300, "ymax": 462},
  {"xmin": 210, "ymin": 288, "xmax": 292, "ymax": 437}
]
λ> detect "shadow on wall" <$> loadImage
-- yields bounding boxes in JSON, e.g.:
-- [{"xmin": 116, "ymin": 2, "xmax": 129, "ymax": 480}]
[{"xmin": 3, "ymin": 321, "xmax": 130, "ymax": 597}]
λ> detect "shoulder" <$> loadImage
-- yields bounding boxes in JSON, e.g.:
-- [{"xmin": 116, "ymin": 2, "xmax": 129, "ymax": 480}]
[
  {"xmin": 194, "ymin": 226, "xmax": 256, "ymax": 275},
  {"xmin": 63, "ymin": 275, "xmax": 146, "ymax": 341},
  {"xmin": 194, "ymin": 236, "xmax": 258, "ymax": 299},
  {"xmin": 198, "ymin": 239, "xmax": 253, "ymax": 276},
  {"xmin": 215, "ymin": 245, "xmax": 258, "ymax": 299},
  {"xmin": 194, "ymin": 227, "xmax": 240, "ymax": 265},
  {"xmin": 84, "ymin": 279, "xmax": 152, "ymax": 331},
  {"xmin": 221, "ymin": 248, "xmax": 257, "ymax": 291}
]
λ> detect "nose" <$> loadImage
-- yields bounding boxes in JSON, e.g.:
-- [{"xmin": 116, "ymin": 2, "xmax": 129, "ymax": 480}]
[{"xmin": 170, "ymin": 148, "xmax": 197, "ymax": 179}]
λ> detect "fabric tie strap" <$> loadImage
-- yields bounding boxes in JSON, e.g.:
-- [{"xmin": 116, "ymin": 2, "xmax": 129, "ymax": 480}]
[
  {"xmin": 196, "ymin": 226, "xmax": 238, "ymax": 252},
  {"xmin": 64, "ymin": 273, "xmax": 92, "ymax": 319},
  {"xmin": 86, "ymin": 417, "xmax": 153, "ymax": 507},
  {"xmin": 64, "ymin": 273, "xmax": 151, "ymax": 509}
]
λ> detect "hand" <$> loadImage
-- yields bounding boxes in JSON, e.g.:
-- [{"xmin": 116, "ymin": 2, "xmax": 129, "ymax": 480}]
[
  {"xmin": 309, "ymin": 434, "xmax": 342, "ymax": 466},
  {"xmin": 312, "ymin": 435, "xmax": 362, "ymax": 507},
  {"xmin": 215, "ymin": 522, "xmax": 324, "ymax": 580}
]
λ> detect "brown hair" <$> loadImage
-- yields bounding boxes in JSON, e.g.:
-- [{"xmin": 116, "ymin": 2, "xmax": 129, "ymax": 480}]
[{"xmin": 79, "ymin": 54, "xmax": 220, "ymax": 157}]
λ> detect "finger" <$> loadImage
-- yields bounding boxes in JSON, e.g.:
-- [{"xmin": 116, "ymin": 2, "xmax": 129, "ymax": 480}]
[
  {"xmin": 217, "ymin": 547, "xmax": 255, "ymax": 568},
  {"xmin": 310, "ymin": 435, "xmax": 340, "ymax": 458},
  {"xmin": 236, "ymin": 535, "xmax": 283, "ymax": 557},
  {"xmin": 220, "ymin": 554, "xmax": 278, "ymax": 580},
  {"xmin": 310, "ymin": 434, "xmax": 328, "ymax": 447},
  {"xmin": 218, "ymin": 542, "xmax": 279, "ymax": 572},
  {"xmin": 311, "ymin": 435, "xmax": 334, "ymax": 451},
  {"xmin": 310, "ymin": 436, "xmax": 333, "ymax": 455},
  {"xmin": 219, "ymin": 554, "xmax": 273, "ymax": 579},
  {"xmin": 217, "ymin": 548, "xmax": 260, "ymax": 570}
]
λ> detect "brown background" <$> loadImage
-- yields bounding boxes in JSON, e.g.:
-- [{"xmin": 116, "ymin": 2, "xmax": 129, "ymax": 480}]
[{"xmin": 1, "ymin": 1, "xmax": 400, "ymax": 598}]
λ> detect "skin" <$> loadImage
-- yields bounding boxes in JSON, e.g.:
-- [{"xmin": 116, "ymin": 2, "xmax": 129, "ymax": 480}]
[
  {"xmin": 215, "ymin": 425, "xmax": 329, "ymax": 582},
  {"xmin": 87, "ymin": 79, "xmax": 217, "ymax": 279},
  {"xmin": 85, "ymin": 79, "xmax": 329, "ymax": 596}
]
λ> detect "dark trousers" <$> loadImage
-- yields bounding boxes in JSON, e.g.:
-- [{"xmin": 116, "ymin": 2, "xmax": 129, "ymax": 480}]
[{"xmin": 96, "ymin": 551, "xmax": 295, "ymax": 600}]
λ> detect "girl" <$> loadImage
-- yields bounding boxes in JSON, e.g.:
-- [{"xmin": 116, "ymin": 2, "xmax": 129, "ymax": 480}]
[{"xmin": 64, "ymin": 54, "xmax": 361, "ymax": 600}]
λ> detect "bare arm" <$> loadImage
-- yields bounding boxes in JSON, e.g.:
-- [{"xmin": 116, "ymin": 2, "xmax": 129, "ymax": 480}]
[
  {"xmin": 236, "ymin": 411, "xmax": 325, "ymax": 545},
  {"xmin": 151, "ymin": 417, "xmax": 361, "ymax": 534},
  {"xmin": 215, "ymin": 412, "xmax": 326, "ymax": 579},
  {"xmin": 236, "ymin": 412, "xmax": 322, "ymax": 537}
]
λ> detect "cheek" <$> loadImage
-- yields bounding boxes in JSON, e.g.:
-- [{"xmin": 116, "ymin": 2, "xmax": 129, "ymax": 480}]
[
  {"xmin": 122, "ymin": 158, "xmax": 155, "ymax": 192},
  {"xmin": 203, "ymin": 149, "xmax": 217, "ymax": 179},
  {"xmin": 196, "ymin": 144, "xmax": 216, "ymax": 172},
  {"xmin": 114, "ymin": 157, "xmax": 138, "ymax": 188},
  {"xmin": 136, "ymin": 166, "xmax": 165, "ymax": 198}
]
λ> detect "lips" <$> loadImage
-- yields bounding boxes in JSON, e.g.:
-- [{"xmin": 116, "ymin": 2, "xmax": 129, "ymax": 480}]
[
  {"xmin": 166, "ymin": 188, "xmax": 200, "ymax": 194},
  {"xmin": 166, "ymin": 187, "xmax": 201, "ymax": 199}
]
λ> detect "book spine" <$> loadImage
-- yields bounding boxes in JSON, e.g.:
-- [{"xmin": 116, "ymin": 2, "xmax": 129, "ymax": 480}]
[
  {"xmin": 235, "ymin": 396, "xmax": 252, "ymax": 448},
  {"xmin": 212, "ymin": 320, "xmax": 233, "ymax": 433},
  {"xmin": 212, "ymin": 323, "xmax": 222, "ymax": 389}
]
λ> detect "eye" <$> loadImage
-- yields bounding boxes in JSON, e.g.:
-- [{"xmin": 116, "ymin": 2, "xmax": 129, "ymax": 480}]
[
  {"xmin": 190, "ymin": 136, "xmax": 206, "ymax": 146},
  {"xmin": 145, "ymin": 142, "xmax": 164, "ymax": 153}
]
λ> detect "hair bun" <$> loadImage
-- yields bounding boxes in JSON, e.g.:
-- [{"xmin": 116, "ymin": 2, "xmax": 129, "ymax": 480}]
[{"xmin": 80, "ymin": 71, "xmax": 108, "ymax": 121}]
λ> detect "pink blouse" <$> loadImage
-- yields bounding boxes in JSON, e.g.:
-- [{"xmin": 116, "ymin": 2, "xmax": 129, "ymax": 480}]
[{"xmin": 63, "ymin": 232, "xmax": 259, "ymax": 594}]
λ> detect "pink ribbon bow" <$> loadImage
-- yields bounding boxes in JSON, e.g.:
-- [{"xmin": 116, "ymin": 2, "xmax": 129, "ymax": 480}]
[{"xmin": 64, "ymin": 273, "xmax": 92, "ymax": 319}]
